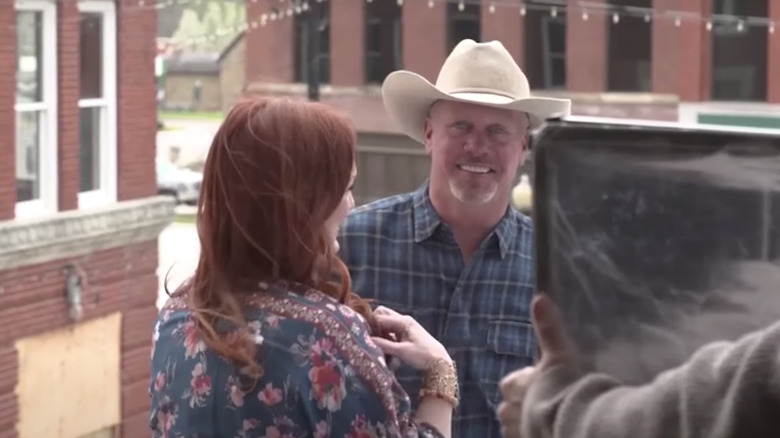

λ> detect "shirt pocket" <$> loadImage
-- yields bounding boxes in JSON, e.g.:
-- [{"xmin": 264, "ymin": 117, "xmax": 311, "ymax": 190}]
[{"xmin": 478, "ymin": 319, "xmax": 538, "ymax": 408}]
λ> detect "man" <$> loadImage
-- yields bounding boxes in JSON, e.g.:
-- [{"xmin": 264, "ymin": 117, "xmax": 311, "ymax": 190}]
[{"xmin": 338, "ymin": 39, "xmax": 571, "ymax": 437}]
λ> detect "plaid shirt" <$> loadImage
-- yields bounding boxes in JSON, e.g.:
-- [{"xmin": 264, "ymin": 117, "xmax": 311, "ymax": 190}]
[{"xmin": 338, "ymin": 182, "xmax": 537, "ymax": 438}]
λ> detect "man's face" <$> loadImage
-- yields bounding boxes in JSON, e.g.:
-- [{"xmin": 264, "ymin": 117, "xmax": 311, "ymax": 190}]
[{"xmin": 423, "ymin": 100, "xmax": 529, "ymax": 206}]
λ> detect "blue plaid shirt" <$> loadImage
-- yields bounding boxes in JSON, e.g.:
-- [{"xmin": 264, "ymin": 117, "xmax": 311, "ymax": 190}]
[{"xmin": 338, "ymin": 182, "xmax": 537, "ymax": 438}]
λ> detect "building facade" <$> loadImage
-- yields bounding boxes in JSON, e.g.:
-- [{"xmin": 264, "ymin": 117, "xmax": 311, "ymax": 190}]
[
  {"xmin": 244, "ymin": 0, "xmax": 780, "ymax": 203},
  {"xmin": 1, "ymin": 1, "xmax": 173, "ymax": 437}
]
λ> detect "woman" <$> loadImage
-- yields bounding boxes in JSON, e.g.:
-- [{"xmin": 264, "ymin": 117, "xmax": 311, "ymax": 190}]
[{"xmin": 150, "ymin": 98, "xmax": 458, "ymax": 437}]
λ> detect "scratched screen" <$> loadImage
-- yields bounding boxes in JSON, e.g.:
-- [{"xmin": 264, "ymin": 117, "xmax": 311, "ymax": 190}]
[{"xmin": 533, "ymin": 119, "xmax": 780, "ymax": 385}]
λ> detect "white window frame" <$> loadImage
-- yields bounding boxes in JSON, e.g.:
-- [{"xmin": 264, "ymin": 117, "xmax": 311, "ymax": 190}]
[
  {"xmin": 14, "ymin": 0, "xmax": 58, "ymax": 219},
  {"xmin": 77, "ymin": 0, "xmax": 118, "ymax": 210}
]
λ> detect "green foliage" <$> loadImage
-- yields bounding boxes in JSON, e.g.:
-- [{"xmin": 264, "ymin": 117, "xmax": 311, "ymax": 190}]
[{"xmin": 170, "ymin": 0, "xmax": 246, "ymax": 52}]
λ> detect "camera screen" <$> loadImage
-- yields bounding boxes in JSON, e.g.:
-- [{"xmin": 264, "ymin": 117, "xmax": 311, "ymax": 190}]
[{"xmin": 533, "ymin": 119, "xmax": 780, "ymax": 385}]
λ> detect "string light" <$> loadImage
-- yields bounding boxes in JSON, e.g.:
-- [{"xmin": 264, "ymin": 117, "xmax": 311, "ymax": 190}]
[{"xmin": 212, "ymin": 0, "xmax": 779, "ymax": 39}]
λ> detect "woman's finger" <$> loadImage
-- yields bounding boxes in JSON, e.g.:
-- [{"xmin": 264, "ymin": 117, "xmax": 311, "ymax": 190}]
[
  {"xmin": 374, "ymin": 305, "xmax": 402, "ymax": 316},
  {"xmin": 374, "ymin": 313, "xmax": 413, "ymax": 334},
  {"xmin": 371, "ymin": 336, "xmax": 407, "ymax": 356}
]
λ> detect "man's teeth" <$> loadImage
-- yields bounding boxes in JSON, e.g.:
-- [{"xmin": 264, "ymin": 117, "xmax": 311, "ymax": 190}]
[{"xmin": 459, "ymin": 165, "xmax": 490, "ymax": 174}]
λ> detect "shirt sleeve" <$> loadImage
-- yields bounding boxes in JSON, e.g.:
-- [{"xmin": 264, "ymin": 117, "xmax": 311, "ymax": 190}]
[{"xmin": 522, "ymin": 321, "xmax": 780, "ymax": 438}]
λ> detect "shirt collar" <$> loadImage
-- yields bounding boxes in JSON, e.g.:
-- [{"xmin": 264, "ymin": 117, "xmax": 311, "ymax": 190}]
[{"xmin": 411, "ymin": 181, "xmax": 521, "ymax": 259}]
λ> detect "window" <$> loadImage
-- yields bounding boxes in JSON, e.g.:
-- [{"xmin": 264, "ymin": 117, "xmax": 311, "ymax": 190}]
[
  {"xmin": 541, "ymin": 15, "xmax": 567, "ymax": 89},
  {"xmin": 447, "ymin": 2, "xmax": 481, "ymax": 52},
  {"xmin": 364, "ymin": 0, "xmax": 402, "ymax": 84},
  {"xmin": 293, "ymin": 2, "xmax": 331, "ymax": 84},
  {"xmin": 78, "ymin": 0, "xmax": 118, "ymax": 208},
  {"xmin": 15, "ymin": 0, "xmax": 58, "ymax": 218}
]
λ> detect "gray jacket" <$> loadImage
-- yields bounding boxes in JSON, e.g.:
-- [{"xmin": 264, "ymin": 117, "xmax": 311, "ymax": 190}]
[{"xmin": 523, "ymin": 321, "xmax": 780, "ymax": 438}]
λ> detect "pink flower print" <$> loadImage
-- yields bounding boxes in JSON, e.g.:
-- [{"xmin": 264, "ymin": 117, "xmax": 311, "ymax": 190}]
[
  {"xmin": 314, "ymin": 420, "xmax": 329, "ymax": 438},
  {"xmin": 310, "ymin": 337, "xmax": 335, "ymax": 360},
  {"xmin": 265, "ymin": 314, "xmax": 281, "ymax": 329},
  {"xmin": 260, "ymin": 426, "xmax": 294, "ymax": 438},
  {"xmin": 308, "ymin": 359, "xmax": 347, "ymax": 412},
  {"xmin": 182, "ymin": 320, "xmax": 206, "ymax": 359},
  {"xmin": 153, "ymin": 372, "xmax": 166, "ymax": 392},
  {"xmin": 229, "ymin": 383, "xmax": 245, "ymax": 407},
  {"xmin": 156, "ymin": 409, "xmax": 176, "ymax": 436},
  {"xmin": 238, "ymin": 419, "xmax": 258, "ymax": 437},
  {"xmin": 258, "ymin": 382, "xmax": 283, "ymax": 405},
  {"xmin": 187, "ymin": 362, "xmax": 212, "ymax": 407},
  {"xmin": 347, "ymin": 414, "xmax": 380, "ymax": 438}
]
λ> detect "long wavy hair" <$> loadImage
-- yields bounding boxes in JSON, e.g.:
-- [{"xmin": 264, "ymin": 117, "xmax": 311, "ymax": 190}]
[{"xmin": 169, "ymin": 97, "xmax": 374, "ymax": 384}]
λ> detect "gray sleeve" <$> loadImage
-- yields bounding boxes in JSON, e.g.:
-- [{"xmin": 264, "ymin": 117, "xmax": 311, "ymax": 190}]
[{"xmin": 522, "ymin": 321, "xmax": 780, "ymax": 438}]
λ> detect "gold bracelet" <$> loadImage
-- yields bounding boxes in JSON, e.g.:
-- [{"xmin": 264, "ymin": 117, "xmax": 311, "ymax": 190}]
[{"xmin": 419, "ymin": 358, "xmax": 459, "ymax": 408}]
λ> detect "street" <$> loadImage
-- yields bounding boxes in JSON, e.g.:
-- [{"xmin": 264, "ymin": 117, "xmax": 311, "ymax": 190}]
[
  {"xmin": 157, "ymin": 222, "xmax": 199, "ymax": 309},
  {"xmin": 157, "ymin": 118, "xmax": 221, "ymax": 167}
]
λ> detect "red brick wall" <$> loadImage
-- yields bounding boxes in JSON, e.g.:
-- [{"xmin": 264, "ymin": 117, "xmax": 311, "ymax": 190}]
[
  {"xmin": 482, "ymin": 0, "xmax": 524, "ymax": 68},
  {"xmin": 769, "ymin": 0, "xmax": 780, "ymax": 103},
  {"xmin": 331, "ymin": 0, "xmax": 364, "ymax": 85},
  {"xmin": 58, "ymin": 0, "xmax": 81, "ymax": 211},
  {"xmin": 566, "ymin": 0, "xmax": 608, "ymax": 92},
  {"xmin": 674, "ymin": 0, "xmax": 712, "ymax": 101},
  {"xmin": 0, "ymin": 240, "xmax": 159, "ymax": 438},
  {"xmin": 0, "ymin": 6, "xmax": 16, "ymax": 221},
  {"xmin": 0, "ymin": 0, "xmax": 158, "ymax": 217},
  {"xmin": 245, "ymin": 0, "xmax": 294, "ymax": 84},
  {"xmin": 117, "ymin": 0, "xmax": 159, "ymax": 201},
  {"xmin": 0, "ymin": 1, "xmax": 161, "ymax": 436}
]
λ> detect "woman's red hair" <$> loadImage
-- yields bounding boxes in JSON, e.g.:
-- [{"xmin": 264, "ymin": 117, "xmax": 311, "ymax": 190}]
[{"xmin": 169, "ymin": 97, "xmax": 374, "ymax": 384}]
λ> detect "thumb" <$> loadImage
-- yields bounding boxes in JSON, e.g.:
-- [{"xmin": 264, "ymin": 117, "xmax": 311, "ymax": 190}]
[{"xmin": 532, "ymin": 294, "xmax": 571, "ymax": 366}]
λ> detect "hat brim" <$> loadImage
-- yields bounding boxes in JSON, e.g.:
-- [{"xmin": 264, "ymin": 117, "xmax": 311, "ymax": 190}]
[{"xmin": 382, "ymin": 70, "xmax": 572, "ymax": 145}]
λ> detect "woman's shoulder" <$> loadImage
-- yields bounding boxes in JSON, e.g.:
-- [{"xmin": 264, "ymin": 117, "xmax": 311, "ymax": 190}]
[
  {"xmin": 252, "ymin": 280, "xmax": 371, "ymax": 332},
  {"xmin": 153, "ymin": 281, "xmax": 381, "ymax": 367},
  {"xmin": 150, "ymin": 284, "xmax": 411, "ymax": 437}
]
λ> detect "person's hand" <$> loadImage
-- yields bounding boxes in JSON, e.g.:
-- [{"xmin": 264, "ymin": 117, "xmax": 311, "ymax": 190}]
[
  {"xmin": 497, "ymin": 294, "xmax": 574, "ymax": 438},
  {"xmin": 370, "ymin": 306, "xmax": 452, "ymax": 370}
]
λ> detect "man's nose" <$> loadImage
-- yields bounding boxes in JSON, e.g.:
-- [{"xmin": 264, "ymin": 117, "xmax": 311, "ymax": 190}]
[{"xmin": 463, "ymin": 132, "xmax": 489, "ymax": 154}]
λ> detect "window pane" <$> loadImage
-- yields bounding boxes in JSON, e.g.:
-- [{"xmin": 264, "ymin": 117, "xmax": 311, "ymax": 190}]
[
  {"xmin": 16, "ymin": 111, "xmax": 41, "ymax": 202},
  {"xmin": 79, "ymin": 107, "xmax": 102, "ymax": 192},
  {"xmin": 80, "ymin": 13, "xmax": 103, "ymax": 99},
  {"xmin": 16, "ymin": 11, "xmax": 43, "ymax": 104},
  {"xmin": 366, "ymin": 19, "xmax": 381, "ymax": 52}
]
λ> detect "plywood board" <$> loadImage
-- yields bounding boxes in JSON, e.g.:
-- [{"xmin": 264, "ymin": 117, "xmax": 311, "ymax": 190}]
[{"xmin": 15, "ymin": 312, "xmax": 123, "ymax": 438}]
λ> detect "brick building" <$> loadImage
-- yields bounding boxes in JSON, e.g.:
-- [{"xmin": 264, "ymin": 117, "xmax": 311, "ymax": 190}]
[
  {"xmin": 0, "ymin": 1, "xmax": 173, "ymax": 437},
  {"xmin": 244, "ymin": 0, "xmax": 780, "ymax": 202}
]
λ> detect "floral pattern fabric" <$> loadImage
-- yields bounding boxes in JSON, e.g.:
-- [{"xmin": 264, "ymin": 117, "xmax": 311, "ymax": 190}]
[{"xmin": 149, "ymin": 281, "xmax": 445, "ymax": 438}]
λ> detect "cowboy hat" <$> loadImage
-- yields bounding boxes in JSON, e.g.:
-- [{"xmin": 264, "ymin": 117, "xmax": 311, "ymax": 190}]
[{"xmin": 382, "ymin": 39, "xmax": 572, "ymax": 144}]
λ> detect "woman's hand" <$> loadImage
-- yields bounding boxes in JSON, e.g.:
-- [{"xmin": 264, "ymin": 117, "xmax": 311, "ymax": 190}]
[{"xmin": 370, "ymin": 306, "xmax": 452, "ymax": 370}]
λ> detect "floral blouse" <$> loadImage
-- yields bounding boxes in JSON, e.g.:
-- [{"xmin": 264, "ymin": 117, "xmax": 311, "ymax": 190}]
[{"xmin": 149, "ymin": 280, "xmax": 445, "ymax": 438}]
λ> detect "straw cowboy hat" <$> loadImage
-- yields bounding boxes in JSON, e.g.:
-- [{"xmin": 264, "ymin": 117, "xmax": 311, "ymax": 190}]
[{"xmin": 382, "ymin": 39, "xmax": 572, "ymax": 144}]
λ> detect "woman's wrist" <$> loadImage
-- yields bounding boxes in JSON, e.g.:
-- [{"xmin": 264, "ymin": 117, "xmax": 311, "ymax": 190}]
[{"xmin": 420, "ymin": 357, "xmax": 459, "ymax": 408}]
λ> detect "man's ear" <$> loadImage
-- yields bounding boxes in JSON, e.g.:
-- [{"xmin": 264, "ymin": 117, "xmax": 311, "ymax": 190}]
[{"xmin": 423, "ymin": 118, "xmax": 434, "ymax": 154}]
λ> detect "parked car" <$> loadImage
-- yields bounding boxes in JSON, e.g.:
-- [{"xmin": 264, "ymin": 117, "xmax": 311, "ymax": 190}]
[{"xmin": 157, "ymin": 159, "xmax": 202, "ymax": 205}]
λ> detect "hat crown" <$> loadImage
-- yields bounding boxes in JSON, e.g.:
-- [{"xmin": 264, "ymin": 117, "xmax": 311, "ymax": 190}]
[{"xmin": 434, "ymin": 39, "xmax": 531, "ymax": 100}]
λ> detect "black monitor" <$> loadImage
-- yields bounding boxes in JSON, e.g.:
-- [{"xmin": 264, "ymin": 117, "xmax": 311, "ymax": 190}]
[{"xmin": 533, "ymin": 116, "xmax": 780, "ymax": 385}]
